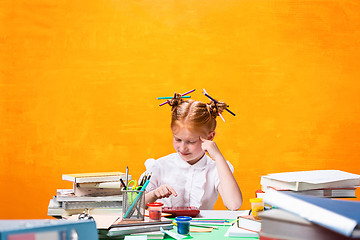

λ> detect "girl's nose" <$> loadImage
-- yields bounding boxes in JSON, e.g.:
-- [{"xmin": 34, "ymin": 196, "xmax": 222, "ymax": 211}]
[{"xmin": 179, "ymin": 142, "xmax": 187, "ymax": 152}]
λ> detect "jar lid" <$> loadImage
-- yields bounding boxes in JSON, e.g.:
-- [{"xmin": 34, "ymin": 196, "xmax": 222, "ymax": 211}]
[
  {"xmin": 147, "ymin": 202, "xmax": 164, "ymax": 207},
  {"xmin": 249, "ymin": 198, "xmax": 263, "ymax": 203},
  {"xmin": 175, "ymin": 216, "xmax": 192, "ymax": 222}
]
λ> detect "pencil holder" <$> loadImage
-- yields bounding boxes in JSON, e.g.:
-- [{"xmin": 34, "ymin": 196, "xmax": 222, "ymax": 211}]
[{"xmin": 122, "ymin": 189, "xmax": 145, "ymax": 221}]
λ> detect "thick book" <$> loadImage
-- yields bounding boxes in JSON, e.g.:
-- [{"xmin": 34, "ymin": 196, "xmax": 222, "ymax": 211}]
[
  {"xmin": 264, "ymin": 188, "xmax": 360, "ymax": 238},
  {"xmin": 107, "ymin": 224, "xmax": 173, "ymax": 237},
  {"xmin": 62, "ymin": 172, "xmax": 128, "ymax": 183},
  {"xmin": 106, "ymin": 218, "xmax": 173, "ymax": 237},
  {"xmin": 0, "ymin": 219, "xmax": 97, "ymax": 240},
  {"xmin": 56, "ymin": 189, "xmax": 122, "ymax": 202},
  {"xmin": 259, "ymin": 208, "xmax": 359, "ymax": 240},
  {"xmin": 48, "ymin": 198, "xmax": 122, "ymax": 215},
  {"xmin": 74, "ymin": 186, "xmax": 122, "ymax": 197},
  {"xmin": 224, "ymin": 224, "xmax": 259, "ymax": 238},
  {"xmin": 260, "ymin": 170, "xmax": 360, "ymax": 191},
  {"xmin": 59, "ymin": 199, "xmax": 122, "ymax": 209},
  {"xmin": 262, "ymin": 186, "xmax": 357, "ymax": 198},
  {"xmin": 224, "ymin": 215, "xmax": 260, "ymax": 238},
  {"xmin": 47, "ymin": 198, "xmax": 122, "ymax": 218}
]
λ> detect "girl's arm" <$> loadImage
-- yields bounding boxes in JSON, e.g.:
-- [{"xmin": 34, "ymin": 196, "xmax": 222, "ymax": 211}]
[{"xmin": 200, "ymin": 137, "xmax": 243, "ymax": 210}]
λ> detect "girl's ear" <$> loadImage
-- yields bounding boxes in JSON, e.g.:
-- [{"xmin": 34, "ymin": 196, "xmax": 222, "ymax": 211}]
[{"xmin": 208, "ymin": 131, "xmax": 216, "ymax": 141}]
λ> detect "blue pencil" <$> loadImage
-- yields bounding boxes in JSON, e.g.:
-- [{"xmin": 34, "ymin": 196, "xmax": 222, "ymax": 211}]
[
  {"xmin": 203, "ymin": 92, "xmax": 236, "ymax": 116},
  {"xmin": 157, "ymin": 96, "xmax": 191, "ymax": 100}
]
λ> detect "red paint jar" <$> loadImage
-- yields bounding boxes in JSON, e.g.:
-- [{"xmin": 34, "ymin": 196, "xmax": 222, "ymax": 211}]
[{"xmin": 147, "ymin": 202, "xmax": 164, "ymax": 221}]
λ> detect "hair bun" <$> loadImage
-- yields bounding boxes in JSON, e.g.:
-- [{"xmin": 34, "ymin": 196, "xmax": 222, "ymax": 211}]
[
  {"xmin": 207, "ymin": 101, "xmax": 228, "ymax": 118},
  {"xmin": 168, "ymin": 93, "xmax": 184, "ymax": 111}
]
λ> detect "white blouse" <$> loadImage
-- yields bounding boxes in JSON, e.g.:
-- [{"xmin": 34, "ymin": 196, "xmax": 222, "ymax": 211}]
[{"xmin": 143, "ymin": 153, "xmax": 234, "ymax": 210}]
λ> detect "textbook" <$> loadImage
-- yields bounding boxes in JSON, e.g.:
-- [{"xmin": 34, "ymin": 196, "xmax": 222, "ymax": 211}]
[
  {"xmin": 74, "ymin": 182, "xmax": 123, "ymax": 197},
  {"xmin": 62, "ymin": 171, "xmax": 129, "ymax": 183},
  {"xmin": 105, "ymin": 217, "xmax": 173, "ymax": 237},
  {"xmin": 259, "ymin": 209, "xmax": 359, "ymax": 240},
  {"xmin": 56, "ymin": 190, "xmax": 122, "ymax": 202},
  {"xmin": 74, "ymin": 186, "xmax": 122, "ymax": 197},
  {"xmin": 224, "ymin": 224, "xmax": 259, "ymax": 238},
  {"xmin": 223, "ymin": 215, "xmax": 261, "ymax": 238},
  {"xmin": 76, "ymin": 181, "xmax": 124, "ymax": 189},
  {"xmin": 262, "ymin": 186, "xmax": 357, "ymax": 198},
  {"xmin": 47, "ymin": 198, "xmax": 122, "ymax": 218},
  {"xmin": 0, "ymin": 219, "xmax": 97, "ymax": 240},
  {"xmin": 260, "ymin": 170, "xmax": 360, "ymax": 191},
  {"xmin": 107, "ymin": 223, "xmax": 173, "ymax": 237},
  {"xmin": 264, "ymin": 188, "xmax": 360, "ymax": 238},
  {"xmin": 60, "ymin": 200, "xmax": 122, "ymax": 209},
  {"xmin": 236, "ymin": 215, "xmax": 261, "ymax": 232}
]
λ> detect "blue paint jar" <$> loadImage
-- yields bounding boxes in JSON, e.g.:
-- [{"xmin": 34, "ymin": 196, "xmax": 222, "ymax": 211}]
[{"xmin": 175, "ymin": 216, "xmax": 192, "ymax": 235}]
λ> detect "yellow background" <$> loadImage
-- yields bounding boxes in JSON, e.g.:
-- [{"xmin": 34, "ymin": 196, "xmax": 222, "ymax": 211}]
[{"xmin": 1, "ymin": 0, "xmax": 360, "ymax": 219}]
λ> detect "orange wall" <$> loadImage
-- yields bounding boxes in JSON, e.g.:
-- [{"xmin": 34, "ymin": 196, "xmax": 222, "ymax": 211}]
[{"xmin": 1, "ymin": 0, "xmax": 360, "ymax": 219}]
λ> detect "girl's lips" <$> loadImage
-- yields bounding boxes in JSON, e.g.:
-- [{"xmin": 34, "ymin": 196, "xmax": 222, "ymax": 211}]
[{"xmin": 180, "ymin": 152, "xmax": 190, "ymax": 156}]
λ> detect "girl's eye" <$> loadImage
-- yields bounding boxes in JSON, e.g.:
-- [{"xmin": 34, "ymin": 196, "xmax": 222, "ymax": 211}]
[{"xmin": 175, "ymin": 139, "xmax": 181, "ymax": 142}]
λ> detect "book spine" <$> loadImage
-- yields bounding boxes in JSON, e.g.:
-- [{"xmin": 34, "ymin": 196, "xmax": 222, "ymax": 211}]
[{"xmin": 263, "ymin": 189, "xmax": 357, "ymax": 237}]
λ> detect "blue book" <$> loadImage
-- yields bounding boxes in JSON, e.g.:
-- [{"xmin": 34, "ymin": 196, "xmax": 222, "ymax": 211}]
[
  {"xmin": 0, "ymin": 219, "xmax": 98, "ymax": 240},
  {"xmin": 264, "ymin": 188, "xmax": 360, "ymax": 238}
]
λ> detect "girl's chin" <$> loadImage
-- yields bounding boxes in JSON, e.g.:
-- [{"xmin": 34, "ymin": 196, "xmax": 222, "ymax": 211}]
[
  {"xmin": 178, "ymin": 152, "xmax": 204, "ymax": 164},
  {"xmin": 178, "ymin": 152, "xmax": 193, "ymax": 160}
]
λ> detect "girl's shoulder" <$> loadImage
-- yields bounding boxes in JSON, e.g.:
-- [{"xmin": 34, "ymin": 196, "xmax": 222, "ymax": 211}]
[
  {"xmin": 144, "ymin": 153, "xmax": 178, "ymax": 169},
  {"xmin": 157, "ymin": 152, "xmax": 178, "ymax": 162}
]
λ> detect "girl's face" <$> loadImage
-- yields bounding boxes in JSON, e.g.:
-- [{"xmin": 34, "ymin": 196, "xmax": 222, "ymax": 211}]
[{"xmin": 172, "ymin": 125, "xmax": 208, "ymax": 165}]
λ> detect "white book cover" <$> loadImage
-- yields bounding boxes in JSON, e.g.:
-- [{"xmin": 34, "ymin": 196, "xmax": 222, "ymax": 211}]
[
  {"xmin": 62, "ymin": 172, "xmax": 128, "ymax": 183},
  {"xmin": 261, "ymin": 170, "xmax": 360, "ymax": 191}
]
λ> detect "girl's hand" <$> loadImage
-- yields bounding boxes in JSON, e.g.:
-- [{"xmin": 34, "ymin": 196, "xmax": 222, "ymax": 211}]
[
  {"xmin": 153, "ymin": 184, "xmax": 177, "ymax": 199},
  {"xmin": 200, "ymin": 136, "xmax": 222, "ymax": 160}
]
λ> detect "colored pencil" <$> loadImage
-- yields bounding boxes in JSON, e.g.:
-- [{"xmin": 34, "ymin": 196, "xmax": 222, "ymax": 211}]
[
  {"xmin": 157, "ymin": 96, "xmax": 191, "ymax": 100},
  {"xmin": 159, "ymin": 89, "xmax": 196, "ymax": 106},
  {"xmin": 181, "ymin": 89, "xmax": 196, "ymax": 96},
  {"xmin": 125, "ymin": 166, "xmax": 129, "ymax": 190},
  {"xmin": 202, "ymin": 89, "xmax": 236, "ymax": 116}
]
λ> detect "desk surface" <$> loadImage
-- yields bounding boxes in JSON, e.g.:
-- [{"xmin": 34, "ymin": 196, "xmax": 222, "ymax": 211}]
[
  {"xmin": 100, "ymin": 210, "xmax": 259, "ymax": 240},
  {"xmin": 166, "ymin": 210, "xmax": 258, "ymax": 239}
]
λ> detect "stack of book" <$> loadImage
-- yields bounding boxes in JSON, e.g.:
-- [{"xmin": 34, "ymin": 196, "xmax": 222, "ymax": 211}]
[
  {"xmin": 260, "ymin": 189, "xmax": 360, "ymax": 240},
  {"xmin": 48, "ymin": 172, "xmax": 130, "ymax": 218},
  {"xmin": 98, "ymin": 217, "xmax": 173, "ymax": 239},
  {"xmin": 0, "ymin": 219, "xmax": 98, "ymax": 240},
  {"xmin": 260, "ymin": 170, "xmax": 360, "ymax": 198}
]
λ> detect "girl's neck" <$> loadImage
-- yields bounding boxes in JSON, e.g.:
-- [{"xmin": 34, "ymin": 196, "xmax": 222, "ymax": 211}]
[{"xmin": 186, "ymin": 153, "xmax": 206, "ymax": 165}]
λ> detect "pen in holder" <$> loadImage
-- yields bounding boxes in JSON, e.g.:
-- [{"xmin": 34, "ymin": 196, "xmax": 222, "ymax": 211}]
[{"xmin": 122, "ymin": 189, "xmax": 145, "ymax": 220}]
